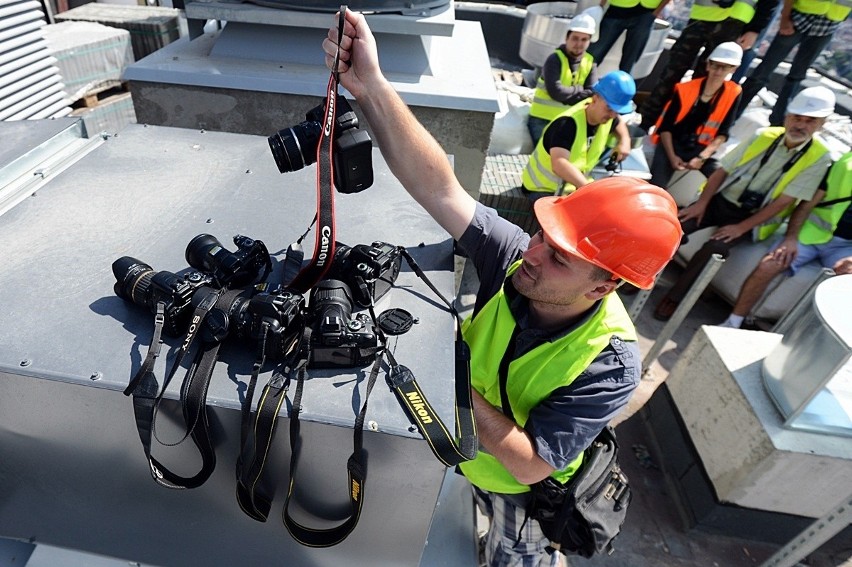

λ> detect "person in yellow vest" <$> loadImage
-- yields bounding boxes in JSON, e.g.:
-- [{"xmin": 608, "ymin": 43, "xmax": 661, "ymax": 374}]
[
  {"xmin": 522, "ymin": 71, "xmax": 635, "ymax": 201},
  {"xmin": 527, "ymin": 13, "xmax": 599, "ymax": 145},
  {"xmin": 324, "ymin": 11, "xmax": 683, "ymax": 566},
  {"xmin": 735, "ymin": 0, "xmax": 850, "ymax": 126},
  {"xmin": 588, "ymin": 0, "xmax": 671, "ymax": 74},
  {"xmin": 649, "ymin": 42, "xmax": 744, "ymax": 189},
  {"xmin": 719, "ymin": 151, "xmax": 852, "ymax": 328},
  {"xmin": 637, "ymin": 0, "xmax": 778, "ymax": 132},
  {"xmin": 653, "ymin": 86, "xmax": 835, "ymax": 321}
]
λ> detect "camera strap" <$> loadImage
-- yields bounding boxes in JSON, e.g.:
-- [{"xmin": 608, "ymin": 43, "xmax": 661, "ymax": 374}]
[
  {"xmin": 385, "ymin": 247, "xmax": 478, "ymax": 467},
  {"xmin": 125, "ymin": 288, "xmax": 241, "ymax": 490},
  {"xmin": 286, "ymin": 8, "xmax": 347, "ymax": 294},
  {"xmin": 282, "ymin": 329, "xmax": 380, "ymax": 547}
]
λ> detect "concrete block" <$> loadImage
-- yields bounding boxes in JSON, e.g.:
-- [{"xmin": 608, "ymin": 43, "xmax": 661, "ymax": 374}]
[{"xmin": 666, "ymin": 326, "xmax": 852, "ymax": 518}]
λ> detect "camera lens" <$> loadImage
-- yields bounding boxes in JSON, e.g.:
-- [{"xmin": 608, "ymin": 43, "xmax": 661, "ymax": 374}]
[
  {"xmin": 310, "ymin": 279, "xmax": 354, "ymax": 345},
  {"xmin": 268, "ymin": 121, "xmax": 321, "ymax": 174},
  {"xmin": 185, "ymin": 234, "xmax": 224, "ymax": 275},
  {"xmin": 112, "ymin": 256, "xmax": 156, "ymax": 305}
]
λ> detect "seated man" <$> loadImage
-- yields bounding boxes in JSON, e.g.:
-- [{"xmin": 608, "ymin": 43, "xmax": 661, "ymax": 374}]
[
  {"xmin": 720, "ymin": 151, "xmax": 852, "ymax": 328},
  {"xmin": 649, "ymin": 42, "xmax": 743, "ymax": 190},
  {"xmin": 653, "ymin": 86, "xmax": 835, "ymax": 321},
  {"xmin": 522, "ymin": 71, "xmax": 634, "ymax": 201},
  {"xmin": 527, "ymin": 13, "xmax": 599, "ymax": 145}
]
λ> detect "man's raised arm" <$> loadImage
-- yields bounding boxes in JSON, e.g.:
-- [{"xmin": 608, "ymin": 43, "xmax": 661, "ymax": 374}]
[{"xmin": 322, "ymin": 10, "xmax": 476, "ymax": 241}]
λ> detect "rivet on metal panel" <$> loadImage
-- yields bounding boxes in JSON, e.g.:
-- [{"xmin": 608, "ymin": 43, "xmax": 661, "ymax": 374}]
[
  {"xmin": 205, "ymin": 218, "xmax": 213, "ymax": 224},
  {"xmin": 408, "ymin": 424, "xmax": 417, "ymax": 432},
  {"xmin": 90, "ymin": 372, "xmax": 102, "ymax": 381},
  {"xmin": 192, "ymin": 144, "xmax": 201, "ymax": 150},
  {"xmin": 368, "ymin": 420, "xmax": 379, "ymax": 431},
  {"xmin": 20, "ymin": 359, "xmax": 31, "ymax": 367},
  {"xmin": 245, "ymin": 169, "xmax": 252, "ymax": 174}
]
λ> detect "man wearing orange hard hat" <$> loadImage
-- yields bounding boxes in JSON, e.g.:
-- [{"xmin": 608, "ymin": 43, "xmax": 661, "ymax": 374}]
[{"xmin": 324, "ymin": 10, "xmax": 682, "ymax": 566}]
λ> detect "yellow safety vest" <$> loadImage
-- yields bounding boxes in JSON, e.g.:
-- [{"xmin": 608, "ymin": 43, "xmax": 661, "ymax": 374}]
[
  {"xmin": 793, "ymin": 0, "xmax": 852, "ymax": 21},
  {"xmin": 609, "ymin": 0, "xmax": 664, "ymax": 9},
  {"xmin": 458, "ymin": 261, "xmax": 637, "ymax": 494},
  {"xmin": 800, "ymin": 152, "xmax": 852, "ymax": 245},
  {"xmin": 522, "ymin": 99, "xmax": 612, "ymax": 194},
  {"xmin": 734, "ymin": 127, "xmax": 830, "ymax": 241},
  {"xmin": 690, "ymin": 0, "xmax": 757, "ymax": 22},
  {"xmin": 529, "ymin": 51, "xmax": 595, "ymax": 122}
]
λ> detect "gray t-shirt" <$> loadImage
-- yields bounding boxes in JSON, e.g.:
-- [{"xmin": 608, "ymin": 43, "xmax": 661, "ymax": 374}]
[{"xmin": 456, "ymin": 203, "xmax": 641, "ymax": 472}]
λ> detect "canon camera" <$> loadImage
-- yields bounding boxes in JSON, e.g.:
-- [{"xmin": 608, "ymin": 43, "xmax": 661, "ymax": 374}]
[
  {"xmin": 328, "ymin": 241, "xmax": 402, "ymax": 307},
  {"xmin": 308, "ymin": 280, "xmax": 378, "ymax": 368},
  {"xmin": 268, "ymin": 95, "xmax": 373, "ymax": 194}
]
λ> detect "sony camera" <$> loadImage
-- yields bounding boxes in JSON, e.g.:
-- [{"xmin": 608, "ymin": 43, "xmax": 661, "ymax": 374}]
[
  {"xmin": 328, "ymin": 241, "xmax": 402, "ymax": 307},
  {"xmin": 185, "ymin": 234, "xmax": 271, "ymax": 288},
  {"xmin": 308, "ymin": 280, "xmax": 378, "ymax": 368},
  {"xmin": 112, "ymin": 257, "xmax": 214, "ymax": 337},
  {"xmin": 268, "ymin": 95, "xmax": 374, "ymax": 194}
]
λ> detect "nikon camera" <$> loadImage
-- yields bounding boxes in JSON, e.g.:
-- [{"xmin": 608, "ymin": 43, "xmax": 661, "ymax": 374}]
[
  {"xmin": 308, "ymin": 280, "xmax": 378, "ymax": 368},
  {"xmin": 268, "ymin": 95, "xmax": 373, "ymax": 194},
  {"xmin": 328, "ymin": 241, "xmax": 402, "ymax": 307}
]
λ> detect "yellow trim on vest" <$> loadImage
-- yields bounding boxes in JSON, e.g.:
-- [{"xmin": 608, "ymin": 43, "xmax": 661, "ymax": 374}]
[{"xmin": 800, "ymin": 153, "xmax": 852, "ymax": 245}]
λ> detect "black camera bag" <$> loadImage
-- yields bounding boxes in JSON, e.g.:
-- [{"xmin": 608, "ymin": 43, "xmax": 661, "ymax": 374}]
[{"xmin": 526, "ymin": 426, "xmax": 631, "ymax": 558}]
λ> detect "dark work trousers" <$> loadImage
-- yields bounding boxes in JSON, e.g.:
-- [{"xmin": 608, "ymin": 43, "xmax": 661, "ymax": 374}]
[
  {"xmin": 664, "ymin": 193, "xmax": 755, "ymax": 303},
  {"xmin": 736, "ymin": 29, "xmax": 833, "ymax": 125},
  {"xmin": 649, "ymin": 146, "xmax": 721, "ymax": 189},
  {"xmin": 639, "ymin": 18, "xmax": 744, "ymax": 130}
]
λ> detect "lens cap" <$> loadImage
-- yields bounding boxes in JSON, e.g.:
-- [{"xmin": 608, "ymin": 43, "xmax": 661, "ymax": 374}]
[{"xmin": 377, "ymin": 308, "xmax": 415, "ymax": 336}]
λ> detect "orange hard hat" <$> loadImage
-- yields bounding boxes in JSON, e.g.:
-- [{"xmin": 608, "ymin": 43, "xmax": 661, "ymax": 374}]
[{"xmin": 533, "ymin": 177, "xmax": 682, "ymax": 289}]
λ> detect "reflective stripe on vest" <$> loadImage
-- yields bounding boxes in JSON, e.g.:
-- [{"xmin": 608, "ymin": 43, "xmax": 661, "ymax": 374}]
[
  {"xmin": 690, "ymin": 0, "xmax": 755, "ymax": 21},
  {"xmin": 793, "ymin": 0, "xmax": 852, "ymax": 20},
  {"xmin": 735, "ymin": 127, "xmax": 830, "ymax": 241},
  {"xmin": 458, "ymin": 261, "xmax": 637, "ymax": 494},
  {"xmin": 652, "ymin": 79, "xmax": 741, "ymax": 145},
  {"xmin": 800, "ymin": 152, "xmax": 852, "ymax": 244},
  {"xmin": 529, "ymin": 51, "xmax": 594, "ymax": 122},
  {"xmin": 522, "ymin": 99, "xmax": 613, "ymax": 194},
  {"xmin": 609, "ymin": 0, "xmax": 664, "ymax": 8}
]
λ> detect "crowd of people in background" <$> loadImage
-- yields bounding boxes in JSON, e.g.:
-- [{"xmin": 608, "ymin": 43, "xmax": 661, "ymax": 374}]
[{"xmin": 523, "ymin": 0, "xmax": 851, "ymax": 327}]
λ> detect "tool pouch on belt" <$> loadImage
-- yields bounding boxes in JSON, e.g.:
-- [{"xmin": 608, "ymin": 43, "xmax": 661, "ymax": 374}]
[{"xmin": 526, "ymin": 426, "xmax": 631, "ymax": 558}]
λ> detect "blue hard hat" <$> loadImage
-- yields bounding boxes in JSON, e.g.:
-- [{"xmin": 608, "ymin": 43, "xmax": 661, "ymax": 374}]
[{"xmin": 592, "ymin": 71, "xmax": 636, "ymax": 114}]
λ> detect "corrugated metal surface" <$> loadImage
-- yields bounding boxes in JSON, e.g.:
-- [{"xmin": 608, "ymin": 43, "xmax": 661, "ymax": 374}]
[{"xmin": 0, "ymin": 0, "xmax": 71, "ymax": 121}]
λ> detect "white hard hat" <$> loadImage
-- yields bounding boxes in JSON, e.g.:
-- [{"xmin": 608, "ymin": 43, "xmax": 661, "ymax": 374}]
[
  {"xmin": 708, "ymin": 42, "xmax": 743, "ymax": 66},
  {"xmin": 787, "ymin": 86, "xmax": 836, "ymax": 118},
  {"xmin": 568, "ymin": 13, "xmax": 596, "ymax": 37}
]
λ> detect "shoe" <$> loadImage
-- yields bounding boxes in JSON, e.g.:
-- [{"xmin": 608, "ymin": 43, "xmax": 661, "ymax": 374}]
[{"xmin": 653, "ymin": 297, "xmax": 679, "ymax": 321}]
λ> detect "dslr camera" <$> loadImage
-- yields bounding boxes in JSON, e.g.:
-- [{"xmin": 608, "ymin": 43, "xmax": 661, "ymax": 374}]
[
  {"xmin": 308, "ymin": 280, "xmax": 378, "ymax": 368},
  {"xmin": 112, "ymin": 257, "xmax": 214, "ymax": 337},
  {"xmin": 328, "ymin": 241, "xmax": 402, "ymax": 307},
  {"xmin": 739, "ymin": 189, "xmax": 765, "ymax": 211},
  {"xmin": 268, "ymin": 95, "xmax": 374, "ymax": 194},
  {"xmin": 185, "ymin": 234, "xmax": 271, "ymax": 288}
]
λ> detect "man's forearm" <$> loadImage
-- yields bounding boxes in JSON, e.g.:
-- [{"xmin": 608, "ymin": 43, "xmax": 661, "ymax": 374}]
[{"xmin": 472, "ymin": 390, "xmax": 555, "ymax": 485}]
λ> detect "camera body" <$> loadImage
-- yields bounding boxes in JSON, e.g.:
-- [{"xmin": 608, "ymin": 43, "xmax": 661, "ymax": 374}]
[
  {"xmin": 268, "ymin": 95, "xmax": 373, "ymax": 194},
  {"xmin": 308, "ymin": 280, "xmax": 378, "ymax": 368},
  {"xmin": 739, "ymin": 189, "xmax": 765, "ymax": 211},
  {"xmin": 185, "ymin": 234, "xmax": 270, "ymax": 288},
  {"xmin": 112, "ymin": 257, "xmax": 214, "ymax": 337},
  {"xmin": 200, "ymin": 286, "xmax": 306, "ymax": 362},
  {"xmin": 714, "ymin": 0, "xmax": 735, "ymax": 7},
  {"xmin": 329, "ymin": 241, "xmax": 402, "ymax": 307}
]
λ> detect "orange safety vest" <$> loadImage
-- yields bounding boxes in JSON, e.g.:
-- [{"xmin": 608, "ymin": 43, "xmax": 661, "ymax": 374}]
[{"xmin": 652, "ymin": 79, "xmax": 741, "ymax": 146}]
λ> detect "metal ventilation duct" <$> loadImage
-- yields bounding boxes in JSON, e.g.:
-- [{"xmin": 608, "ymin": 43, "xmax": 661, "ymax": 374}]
[{"xmin": 0, "ymin": 0, "xmax": 71, "ymax": 121}]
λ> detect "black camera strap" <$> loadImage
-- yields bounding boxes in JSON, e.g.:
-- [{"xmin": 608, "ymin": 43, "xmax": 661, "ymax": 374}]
[
  {"xmin": 385, "ymin": 247, "xmax": 478, "ymax": 467},
  {"xmin": 282, "ymin": 331, "xmax": 380, "ymax": 547},
  {"xmin": 236, "ymin": 326, "xmax": 306, "ymax": 521},
  {"xmin": 125, "ymin": 288, "xmax": 241, "ymax": 490},
  {"xmin": 287, "ymin": 8, "xmax": 347, "ymax": 294}
]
